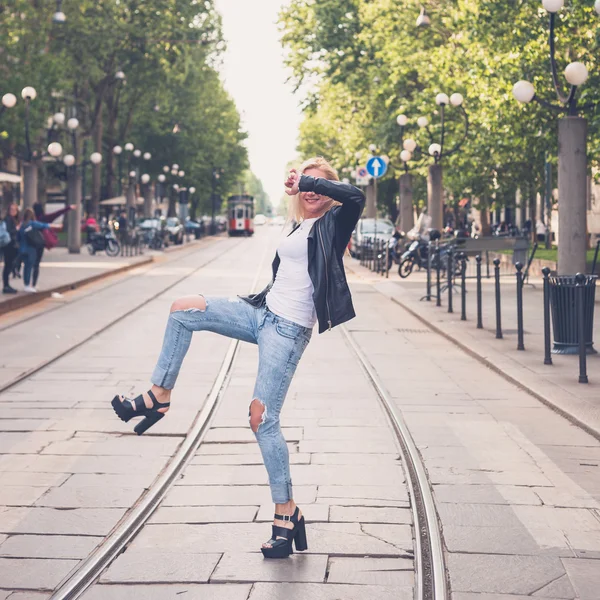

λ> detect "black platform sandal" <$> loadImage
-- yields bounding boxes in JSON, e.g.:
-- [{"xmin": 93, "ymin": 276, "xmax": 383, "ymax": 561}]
[
  {"xmin": 261, "ymin": 506, "xmax": 307, "ymax": 559},
  {"xmin": 111, "ymin": 390, "xmax": 169, "ymax": 435}
]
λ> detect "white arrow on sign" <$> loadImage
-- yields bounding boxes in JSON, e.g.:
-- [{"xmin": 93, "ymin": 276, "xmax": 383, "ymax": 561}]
[{"xmin": 371, "ymin": 159, "xmax": 383, "ymax": 177}]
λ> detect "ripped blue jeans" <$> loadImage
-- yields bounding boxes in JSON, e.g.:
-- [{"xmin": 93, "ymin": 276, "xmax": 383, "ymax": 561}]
[{"xmin": 151, "ymin": 296, "xmax": 312, "ymax": 503}]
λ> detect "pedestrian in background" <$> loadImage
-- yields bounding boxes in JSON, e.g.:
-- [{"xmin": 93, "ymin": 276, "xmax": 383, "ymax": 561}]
[
  {"xmin": 32, "ymin": 202, "xmax": 73, "ymax": 290},
  {"xmin": 18, "ymin": 208, "xmax": 52, "ymax": 293},
  {"xmin": 110, "ymin": 156, "xmax": 365, "ymax": 559},
  {"xmin": 1, "ymin": 203, "xmax": 20, "ymax": 294}
]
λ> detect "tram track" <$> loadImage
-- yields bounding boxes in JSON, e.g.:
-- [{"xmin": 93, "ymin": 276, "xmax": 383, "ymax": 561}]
[
  {"xmin": 0, "ymin": 237, "xmax": 241, "ymax": 395},
  {"xmin": 47, "ymin": 234, "xmax": 273, "ymax": 600},
  {"xmin": 5, "ymin": 232, "xmax": 447, "ymax": 600}
]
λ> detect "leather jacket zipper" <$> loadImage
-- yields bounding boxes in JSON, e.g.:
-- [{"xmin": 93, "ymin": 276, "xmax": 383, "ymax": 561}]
[{"xmin": 317, "ymin": 219, "xmax": 333, "ymax": 331}]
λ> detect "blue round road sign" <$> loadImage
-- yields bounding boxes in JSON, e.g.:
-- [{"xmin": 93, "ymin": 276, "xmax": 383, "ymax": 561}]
[{"xmin": 366, "ymin": 156, "xmax": 388, "ymax": 178}]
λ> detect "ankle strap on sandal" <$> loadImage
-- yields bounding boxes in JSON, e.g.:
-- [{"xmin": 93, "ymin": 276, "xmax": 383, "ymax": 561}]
[{"xmin": 274, "ymin": 506, "xmax": 299, "ymax": 523}]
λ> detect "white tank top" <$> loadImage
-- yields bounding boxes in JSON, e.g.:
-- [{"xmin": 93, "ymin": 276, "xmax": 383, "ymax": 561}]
[{"xmin": 266, "ymin": 218, "xmax": 318, "ymax": 328}]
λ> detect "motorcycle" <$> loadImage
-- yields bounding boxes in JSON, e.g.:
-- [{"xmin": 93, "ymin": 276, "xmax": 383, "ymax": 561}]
[
  {"xmin": 398, "ymin": 235, "xmax": 461, "ymax": 279},
  {"xmin": 87, "ymin": 228, "xmax": 120, "ymax": 257}
]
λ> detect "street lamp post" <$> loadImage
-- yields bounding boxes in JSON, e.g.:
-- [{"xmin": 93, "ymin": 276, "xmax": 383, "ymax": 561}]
[
  {"xmin": 21, "ymin": 86, "xmax": 38, "ymax": 208},
  {"xmin": 418, "ymin": 93, "xmax": 468, "ymax": 230},
  {"xmin": 395, "ymin": 114, "xmax": 419, "ymax": 232},
  {"xmin": 211, "ymin": 167, "xmax": 222, "ymax": 235},
  {"xmin": 512, "ymin": 0, "xmax": 599, "ymax": 275}
]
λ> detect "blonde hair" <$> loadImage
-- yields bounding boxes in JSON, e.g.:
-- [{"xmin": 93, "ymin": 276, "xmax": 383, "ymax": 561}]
[{"xmin": 288, "ymin": 156, "xmax": 341, "ymax": 223}]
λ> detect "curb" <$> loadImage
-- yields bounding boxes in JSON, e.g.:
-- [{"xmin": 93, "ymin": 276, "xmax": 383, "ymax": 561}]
[
  {"xmin": 0, "ymin": 256, "xmax": 153, "ymax": 317},
  {"xmin": 387, "ymin": 293, "xmax": 600, "ymax": 443}
]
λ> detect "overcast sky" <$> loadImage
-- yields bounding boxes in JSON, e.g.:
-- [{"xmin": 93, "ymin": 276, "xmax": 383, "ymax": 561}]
[{"xmin": 214, "ymin": 0, "xmax": 301, "ymax": 207}]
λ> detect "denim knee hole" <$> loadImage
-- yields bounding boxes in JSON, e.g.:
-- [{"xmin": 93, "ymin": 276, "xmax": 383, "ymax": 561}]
[{"xmin": 249, "ymin": 398, "xmax": 266, "ymax": 433}]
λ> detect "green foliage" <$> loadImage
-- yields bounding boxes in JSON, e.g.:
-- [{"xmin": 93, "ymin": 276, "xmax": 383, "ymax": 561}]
[
  {"xmin": 1, "ymin": 0, "xmax": 259, "ymax": 216},
  {"xmin": 280, "ymin": 0, "xmax": 600, "ymax": 214}
]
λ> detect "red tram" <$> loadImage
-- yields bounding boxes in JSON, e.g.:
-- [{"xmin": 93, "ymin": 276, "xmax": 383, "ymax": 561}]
[{"xmin": 227, "ymin": 194, "xmax": 255, "ymax": 236}]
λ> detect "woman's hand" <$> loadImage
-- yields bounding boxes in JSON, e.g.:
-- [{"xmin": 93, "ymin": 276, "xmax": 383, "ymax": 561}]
[{"xmin": 284, "ymin": 169, "xmax": 300, "ymax": 196}]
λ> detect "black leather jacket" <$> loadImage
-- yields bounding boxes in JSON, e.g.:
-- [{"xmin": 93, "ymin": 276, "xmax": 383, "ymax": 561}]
[{"xmin": 240, "ymin": 175, "xmax": 365, "ymax": 334}]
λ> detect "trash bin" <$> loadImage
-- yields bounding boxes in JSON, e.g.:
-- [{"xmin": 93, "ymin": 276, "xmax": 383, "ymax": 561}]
[{"xmin": 549, "ymin": 274, "xmax": 597, "ymax": 354}]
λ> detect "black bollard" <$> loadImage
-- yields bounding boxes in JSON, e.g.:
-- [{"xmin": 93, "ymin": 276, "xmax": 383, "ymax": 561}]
[
  {"xmin": 542, "ymin": 267, "xmax": 552, "ymax": 365},
  {"xmin": 385, "ymin": 240, "xmax": 390, "ymax": 279},
  {"xmin": 476, "ymin": 255, "xmax": 483, "ymax": 329},
  {"xmin": 426, "ymin": 241, "xmax": 432, "ymax": 301},
  {"xmin": 447, "ymin": 246, "xmax": 454, "ymax": 313},
  {"xmin": 576, "ymin": 273, "xmax": 588, "ymax": 384},
  {"xmin": 460, "ymin": 252, "xmax": 467, "ymax": 321},
  {"xmin": 493, "ymin": 258, "xmax": 503, "ymax": 339},
  {"xmin": 516, "ymin": 262, "xmax": 525, "ymax": 351},
  {"xmin": 436, "ymin": 241, "xmax": 441, "ymax": 307}
]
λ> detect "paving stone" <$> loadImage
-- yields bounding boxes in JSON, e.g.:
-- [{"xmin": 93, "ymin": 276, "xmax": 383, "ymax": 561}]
[
  {"xmin": 453, "ymin": 595, "xmax": 563, "ymax": 600},
  {"xmin": 317, "ymin": 497, "xmax": 409, "ymax": 508},
  {"xmin": 248, "ymin": 582, "xmax": 410, "ymax": 600},
  {"xmin": 0, "ymin": 507, "xmax": 125, "ymax": 535},
  {"xmin": 302, "ymin": 426, "xmax": 389, "ymax": 441},
  {"xmin": 0, "ymin": 534, "xmax": 101, "ymax": 558},
  {"xmin": 360, "ymin": 524, "xmax": 413, "ymax": 550},
  {"xmin": 0, "ymin": 431, "xmax": 72, "ymax": 454},
  {"xmin": 211, "ymin": 552, "xmax": 327, "ymax": 583},
  {"xmin": 204, "ymin": 428, "xmax": 302, "ymax": 443},
  {"xmin": 255, "ymin": 504, "xmax": 329, "ymax": 523},
  {"xmin": 180, "ymin": 465, "xmax": 268, "ymax": 485},
  {"xmin": 132, "ymin": 522, "xmax": 405, "ymax": 555},
  {"xmin": 164, "ymin": 485, "xmax": 317, "ymax": 506},
  {"xmin": 565, "ymin": 530, "xmax": 600, "ymax": 557},
  {"xmin": 0, "ymin": 454, "xmax": 163, "ymax": 476},
  {"xmin": 561, "ymin": 558, "xmax": 600, "ymax": 599},
  {"xmin": 433, "ymin": 484, "xmax": 541, "ymax": 506},
  {"xmin": 437, "ymin": 503, "xmax": 524, "ymax": 528},
  {"xmin": 311, "ymin": 453, "xmax": 399, "ymax": 465},
  {"xmin": 442, "ymin": 525, "xmax": 571, "ymax": 555},
  {"xmin": 34, "ymin": 485, "xmax": 142, "ymax": 508},
  {"xmin": 533, "ymin": 487, "xmax": 600, "ymax": 509},
  {"xmin": 0, "ymin": 486, "xmax": 49, "ymax": 506},
  {"xmin": 327, "ymin": 557, "xmax": 413, "ymax": 586},
  {"xmin": 0, "ymin": 471, "xmax": 69, "ymax": 487},
  {"xmin": 447, "ymin": 553, "xmax": 567, "ymax": 594},
  {"xmin": 41, "ymin": 435, "xmax": 181, "ymax": 456},
  {"xmin": 191, "ymin": 453, "xmax": 310, "ymax": 466},
  {"xmin": 0, "ymin": 419, "xmax": 54, "ymax": 431},
  {"xmin": 0, "ymin": 557, "xmax": 78, "ymax": 590},
  {"xmin": 513, "ymin": 506, "xmax": 600, "ymax": 532},
  {"xmin": 7, "ymin": 594, "xmax": 52, "ymax": 600},
  {"xmin": 532, "ymin": 573, "xmax": 576, "ymax": 598},
  {"xmin": 81, "ymin": 583, "xmax": 252, "ymax": 600},
  {"xmin": 299, "ymin": 439, "xmax": 397, "ymax": 454},
  {"xmin": 329, "ymin": 506, "xmax": 412, "ymax": 524},
  {"xmin": 198, "ymin": 442, "xmax": 297, "ymax": 455},
  {"xmin": 101, "ymin": 551, "xmax": 221, "ymax": 583},
  {"xmin": 317, "ymin": 485, "xmax": 409, "ymax": 502},
  {"xmin": 60, "ymin": 472, "xmax": 157, "ymax": 488},
  {"xmin": 149, "ymin": 506, "xmax": 259, "ymax": 524}
]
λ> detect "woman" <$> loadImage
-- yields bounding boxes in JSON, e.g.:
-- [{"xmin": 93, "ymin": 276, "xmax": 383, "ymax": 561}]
[
  {"xmin": 2, "ymin": 203, "xmax": 20, "ymax": 294},
  {"xmin": 111, "ymin": 157, "xmax": 365, "ymax": 558},
  {"xmin": 32, "ymin": 202, "xmax": 73, "ymax": 289},
  {"xmin": 18, "ymin": 208, "xmax": 51, "ymax": 293}
]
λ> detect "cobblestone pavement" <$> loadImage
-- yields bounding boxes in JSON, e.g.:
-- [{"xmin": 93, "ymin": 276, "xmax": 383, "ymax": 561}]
[{"xmin": 1, "ymin": 228, "xmax": 599, "ymax": 599}]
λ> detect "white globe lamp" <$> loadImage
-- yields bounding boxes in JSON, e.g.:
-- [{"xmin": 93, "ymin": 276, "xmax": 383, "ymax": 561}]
[
  {"xmin": 542, "ymin": 0, "xmax": 564, "ymax": 12},
  {"xmin": 450, "ymin": 93, "xmax": 464, "ymax": 107},
  {"xmin": 435, "ymin": 93, "xmax": 449, "ymax": 106},
  {"xmin": 21, "ymin": 87, "xmax": 37, "ymax": 101},
  {"xmin": 124, "ymin": 143, "xmax": 134, "ymax": 152},
  {"xmin": 429, "ymin": 143, "xmax": 442, "ymax": 156},
  {"xmin": 396, "ymin": 114, "xmax": 408, "ymax": 126},
  {"xmin": 90, "ymin": 152, "xmax": 102, "ymax": 165},
  {"xmin": 400, "ymin": 150, "xmax": 412, "ymax": 162},
  {"xmin": 158, "ymin": 174, "xmax": 166, "ymax": 183},
  {"xmin": 67, "ymin": 118, "xmax": 79, "ymax": 130},
  {"xmin": 564, "ymin": 62, "xmax": 588, "ymax": 86},
  {"xmin": 2, "ymin": 93, "xmax": 17, "ymax": 108},
  {"xmin": 129, "ymin": 170, "xmax": 136, "ymax": 178},
  {"xmin": 113, "ymin": 145, "xmax": 123, "ymax": 155},
  {"xmin": 417, "ymin": 116, "xmax": 429, "ymax": 128},
  {"xmin": 133, "ymin": 149, "xmax": 141, "ymax": 158},
  {"xmin": 189, "ymin": 187, "xmax": 196, "ymax": 194},
  {"xmin": 143, "ymin": 152, "xmax": 151, "ymax": 160},
  {"xmin": 53, "ymin": 112, "xmax": 66, "ymax": 125},
  {"xmin": 512, "ymin": 80, "xmax": 536, "ymax": 103},
  {"xmin": 63, "ymin": 154, "xmax": 76, "ymax": 167},
  {"xmin": 141, "ymin": 174, "xmax": 150, "ymax": 184},
  {"xmin": 47, "ymin": 142, "xmax": 63, "ymax": 158},
  {"xmin": 403, "ymin": 138, "xmax": 417, "ymax": 152}
]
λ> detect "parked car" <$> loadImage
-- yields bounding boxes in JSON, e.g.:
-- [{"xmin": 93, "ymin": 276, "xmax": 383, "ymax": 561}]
[
  {"xmin": 254, "ymin": 213, "xmax": 267, "ymax": 226},
  {"xmin": 138, "ymin": 217, "xmax": 168, "ymax": 249},
  {"xmin": 166, "ymin": 217, "xmax": 184, "ymax": 244},
  {"xmin": 350, "ymin": 218, "xmax": 396, "ymax": 259}
]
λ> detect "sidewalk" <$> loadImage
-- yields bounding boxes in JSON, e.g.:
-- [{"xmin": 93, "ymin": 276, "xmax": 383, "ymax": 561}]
[
  {"xmin": 351, "ymin": 263, "xmax": 600, "ymax": 439},
  {"xmin": 0, "ymin": 248, "xmax": 151, "ymax": 315}
]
